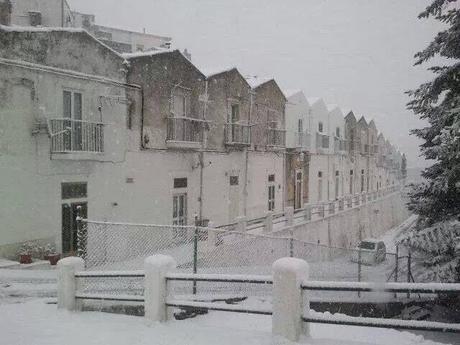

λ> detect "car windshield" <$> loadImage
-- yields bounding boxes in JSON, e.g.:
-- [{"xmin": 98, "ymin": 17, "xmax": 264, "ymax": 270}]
[{"xmin": 359, "ymin": 241, "xmax": 376, "ymax": 250}]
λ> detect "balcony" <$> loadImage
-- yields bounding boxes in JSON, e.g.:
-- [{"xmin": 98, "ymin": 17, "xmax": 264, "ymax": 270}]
[
  {"xmin": 333, "ymin": 137, "xmax": 347, "ymax": 154},
  {"xmin": 166, "ymin": 116, "xmax": 204, "ymax": 149},
  {"xmin": 48, "ymin": 118, "xmax": 104, "ymax": 159},
  {"xmin": 316, "ymin": 133, "xmax": 330, "ymax": 153},
  {"xmin": 294, "ymin": 131, "xmax": 311, "ymax": 150},
  {"xmin": 267, "ymin": 128, "xmax": 286, "ymax": 148},
  {"xmin": 225, "ymin": 123, "xmax": 251, "ymax": 146}
]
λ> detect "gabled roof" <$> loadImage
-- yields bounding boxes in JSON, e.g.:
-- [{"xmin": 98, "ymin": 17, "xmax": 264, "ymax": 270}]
[
  {"xmin": 0, "ymin": 25, "xmax": 124, "ymax": 62},
  {"xmin": 245, "ymin": 76, "xmax": 273, "ymax": 89},
  {"xmin": 345, "ymin": 111, "xmax": 357, "ymax": 122},
  {"xmin": 307, "ymin": 97, "xmax": 321, "ymax": 106},
  {"xmin": 358, "ymin": 116, "xmax": 368, "ymax": 127},
  {"xmin": 327, "ymin": 104, "xmax": 340, "ymax": 112},
  {"xmin": 202, "ymin": 67, "xmax": 252, "ymax": 88},
  {"xmin": 123, "ymin": 49, "xmax": 205, "ymax": 79},
  {"xmin": 377, "ymin": 133, "xmax": 385, "ymax": 140},
  {"xmin": 368, "ymin": 119, "xmax": 377, "ymax": 130},
  {"xmin": 283, "ymin": 89, "xmax": 302, "ymax": 98}
]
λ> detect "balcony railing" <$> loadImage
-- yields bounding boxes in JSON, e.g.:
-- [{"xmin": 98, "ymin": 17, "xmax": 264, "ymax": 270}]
[
  {"xmin": 294, "ymin": 131, "xmax": 311, "ymax": 149},
  {"xmin": 166, "ymin": 117, "xmax": 204, "ymax": 148},
  {"xmin": 316, "ymin": 133, "xmax": 330, "ymax": 150},
  {"xmin": 333, "ymin": 137, "xmax": 347, "ymax": 153},
  {"xmin": 48, "ymin": 118, "xmax": 104, "ymax": 153},
  {"xmin": 267, "ymin": 128, "xmax": 286, "ymax": 147},
  {"xmin": 225, "ymin": 123, "xmax": 251, "ymax": 146}
]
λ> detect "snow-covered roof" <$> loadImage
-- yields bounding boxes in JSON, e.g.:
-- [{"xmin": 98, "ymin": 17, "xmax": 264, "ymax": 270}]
[
  {"xmin": 327, "ymin": 104, "xmax": 340, "ymax": 112},
  {"xmin": 0, "ymin": 25, "xmax": 124, "ymax": 61},
  {"xmin": 122, "ymin": 47, "xmax": 172, "ymax": 59},
  {"xmin": 0, "ymin": 25, "xmax": 85, "ymax": 33},
  {"xmin": 245, "ymin": 76, "xmax": 272, "ymax": 89},
  {"xmin": 283, "ymin": 89, "xmax": 302, "ymax": 98},
  {"xmin": 306, "ymin": 97, "xmax": 322, "ymax": 106},
  {"xmin": 200, "ymin": 66, "xmax": 236, "ymax": 78}
]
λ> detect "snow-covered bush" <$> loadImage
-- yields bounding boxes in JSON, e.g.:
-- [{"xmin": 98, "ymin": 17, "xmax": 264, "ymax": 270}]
[{"xmin": 400, "ymin": 219, "xmax": 460, "ymax": 282}]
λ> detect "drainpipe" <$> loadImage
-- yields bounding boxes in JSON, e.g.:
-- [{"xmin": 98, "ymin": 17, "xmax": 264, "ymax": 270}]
[{"xmin": 198, "ymin": 80, "xmax": 209, "ymax": 222}]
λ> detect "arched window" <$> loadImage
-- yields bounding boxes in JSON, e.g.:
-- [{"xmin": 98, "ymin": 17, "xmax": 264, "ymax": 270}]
[{"xmin": 318, "ymin": 122, "xmax": 323, "ymax": 133}]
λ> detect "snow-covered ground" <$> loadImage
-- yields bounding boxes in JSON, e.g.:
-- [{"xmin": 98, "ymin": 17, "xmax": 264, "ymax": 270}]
[{"xmin": 0, "ymin": 299, "xmax": 450, "ymax": 345}]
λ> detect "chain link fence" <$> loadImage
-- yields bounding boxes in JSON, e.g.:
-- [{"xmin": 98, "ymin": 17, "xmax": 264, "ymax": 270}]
[{"xmin": 77, "ymin": 219, "xmax": 404, "ymax": 300}]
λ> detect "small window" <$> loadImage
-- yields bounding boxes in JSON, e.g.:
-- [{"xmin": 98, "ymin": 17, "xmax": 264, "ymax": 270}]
[
  {"xmin": 296, "ymin": 172, "xmax": 302, "ymax": 180},
  {"xmin": 318, "ymin": 122, "xmax": 323, "ymax": 133},
  {"xmin": 174, "ymin": 178, "xmax": 187, "ymax": 189},
  {"xmin": 268, "ymin": 174, "xmax": 275, "ymax": 182},
  {"xmin": 230, "ymin": 176, "xmax": 239, "ymax": 186},
  {"xmin": 298, "ymin": 119, "xmax": 303, "ymax": 133},
  {"xmin": 361, "ymin": 169, "xmax": 365, "ymax": 174},
  {"xmin": 335, "ymin": 170, "xmax": 339, "ymax": 177},
  {"xmin": 336, "ymin": 127, "xmax": 340, "ymax": 137},
  {"xmin": 350, "ymin": 170, "xmax": 353, "ymax": 175},
  {"xmin": 62, "ymin": 182, "xmax": 87, "ymax": 200},
  {"xmin": 231, "ymin": 104, "xmax": 239, "ymax": 123},
  {"xmin": 318, "ymin": 171, "xmax": 323, "ymax": 178}
]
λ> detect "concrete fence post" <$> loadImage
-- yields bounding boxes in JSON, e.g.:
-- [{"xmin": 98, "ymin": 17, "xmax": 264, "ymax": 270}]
[
  {"xmin": 272, "ymin": 257, "xmax": 309, "ymax": 342},
  {"xmin": 264, "ymin": 211, "xmax": 273, "ymax": 233},
  {"xmin": 144, "ymin": 255, "xmax": 176, "ymax": 324},
  {"xmin": 303, "ymin": 203, "xmax": 311, "ymax": 221},
  {"xmin": 57, "ymin": 256, "xmax": 85, "ymax": 311},
  {"xmin": 236, "ymin": 215, "xmax": 247, "ymax": 233},
  {"xmin": 285, "ymin": 206, "xmax": 294, "ymax": 226}
]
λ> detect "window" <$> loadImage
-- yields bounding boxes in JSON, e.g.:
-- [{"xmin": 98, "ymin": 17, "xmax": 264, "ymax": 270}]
[
  {"xmin": 231, "ymin": 104, "xmax": 239, "ymax": 123},
  {"xmin": 268, "ymin": 185, "xmax": 275, "ymax": 211},
  {"xmin": 63, "ymin": 91, "xmax": 82, "ymax": 120},
  {"xmin": 349, "ymin": 170, "xmax": 354, "ymax": 194},
  {"xmin": 172, "ymin": 93, "xmax": 187, "ymax": 117},
  {"xmin": 336, "ymin": 127, "xmax": 340, "ymax": 137},
  {"xmin": 172, "ymin": 194, "xmax": 187, "ymax": 226},
  {"xmin": 298, "ymin": 119, "xmax": 303, "ymax": 133},
  {"xmin": 361, "ymin": 169, "xmax": 365, "ymax": 192},
  {"xmin": 268, "ymin": 174, "xmax": 275, "ymax": 211},
  {"xmin": 230, "ymin": 176, "xmax": 239, "ymax": 186},
  {"xmin": 318, "ymin": 171, "xmax": 323, "ymax": 201},
  {"xmin": 62, "ymin": 182, "xmax": 87, "ymax": 200},
  {"xmin": 318, "ymin": 122, "xmax": 323, "ymax": 133},
  {"xmin": 174, "ymin": 178, "xmax": 187, "ymax": 189},
  {"xmin": 29, "ymin": 11, "xmax": 42, "ymax": 26},
  {"xmin": 335, "ymin": 171, "xmax": 340, "ymax": 198}
]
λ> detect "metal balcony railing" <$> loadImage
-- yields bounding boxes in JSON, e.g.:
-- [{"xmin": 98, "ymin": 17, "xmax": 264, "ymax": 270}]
[
  {"xmin": 294, "ymin": 131, "xmax": 311, "ymax": 149},
  {"xmin": 267, "ymin": 128, "xmax": 286, "ymax": 147},
  {"xmin": 166, "ymin": 117, "xmax": 204, "ymax": 144},
  {"xmin": 225, "ymin": 123, "xmax": 251, "ymax": 145},
  {"xmin": 48, "ymin": 118, "xmax": 104, "ymax": 153},
  {"xmin": 316, "ymin": 133, "xmax": 330, "ymax": 150}
]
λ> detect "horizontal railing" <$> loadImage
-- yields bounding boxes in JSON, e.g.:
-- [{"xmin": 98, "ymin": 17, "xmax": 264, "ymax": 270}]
[
  {"xmin": 225, "ymin": 123, "xmax": 251, "ymax": 145},
  {"xmin": 166, "ymin": 116, "xmax": 204, "ymax": 143},
  {"xmin": 48, "ymin": 118, "xmax": 104, "ymax": 153},
  {"xmin": 316, "ymin": 133, "xmax": 329, "ymax": 150},
  {"xmin": 267, "ymin": 128, "xmax": 286, "ymax": 147}
]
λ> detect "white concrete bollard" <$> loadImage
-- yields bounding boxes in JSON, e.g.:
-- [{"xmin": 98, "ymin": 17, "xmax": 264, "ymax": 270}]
[
  {"xmin": 264, "ymin": 211, "xmax": 273, "ymax": 233},
  {"xmin": 236, "ymin": 216, "xmax": 247, "ymax": 232},
  {"xmin": 57, "ymin": 256, "xmax": 85, "ymax": 311},
  {"xmin": 144, "ymin": 255, "xmax": 176, "ymax": 324},
  {"xmin": 285, "ymin": 206, "xmax": 294, "ymax": 226},
  {"xmin": 272, "ymin": 257, "xmax": 309, "ymax": 342}
]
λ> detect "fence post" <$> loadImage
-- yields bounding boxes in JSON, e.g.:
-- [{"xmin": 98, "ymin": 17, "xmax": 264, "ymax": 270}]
[
  {"xmin": 303, "ymin": 203, "xmax": 311, "ymax": 221},
  {"xmin": 289, "ymin": 230, "xmax": 294, "ymax": 257},
  {"xmin": 144, "ymin": 255, "xmax": 176, "ymax": 323},
  {"xmin": 285, "ymin": 206, "xmax": 294, "ymax": 226},
  {"xmin": 193, "ymin": 216, "xmax": 199, "ymax": 295},
  {"xmin": 272, "ymin": 257, "xmax": 309, "ymax": 341},
  {"xmin": 57, "ymin": 256, "xmax": 85, "ymax": 311},
  {"xmin": 236, "ymin": 215, "xmax": 247, "ymax": 232},
  {"xmin": 264, "ymin": 211, "xmax": 273, "ymax": 233},
  {"xmin": 394, "ymin": 244, "xmax": 399, "ymax": 298},
  {"xmin": 407, "ymin": 249, "xmax": 412, "ymax": 299}
]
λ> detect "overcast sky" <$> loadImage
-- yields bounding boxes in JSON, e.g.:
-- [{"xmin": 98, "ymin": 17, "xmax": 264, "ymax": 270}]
[{"xmin": 70, "ymin": 0, "xmax": 443, "ymax": 168}]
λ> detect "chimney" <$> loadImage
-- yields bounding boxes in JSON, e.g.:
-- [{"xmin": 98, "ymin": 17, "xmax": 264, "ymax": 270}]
[
  {"xmin": 183, "ymin": 48, "xmax": 192, "ymax": 61},
  {"xmin": 0, "ymin": 0, "xmax": 12, "ymax": 26}
]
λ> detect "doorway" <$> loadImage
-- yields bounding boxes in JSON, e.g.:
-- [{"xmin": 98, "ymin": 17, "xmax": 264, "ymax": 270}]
[{"xmin": 61, "ymin": 202, "xmax": 87, "ymax": 254}]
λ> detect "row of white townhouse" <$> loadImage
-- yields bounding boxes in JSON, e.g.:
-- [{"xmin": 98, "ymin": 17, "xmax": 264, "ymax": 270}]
[{"xmin": 0, "ymin": 26, "xmax": 405, "ymax": 258}]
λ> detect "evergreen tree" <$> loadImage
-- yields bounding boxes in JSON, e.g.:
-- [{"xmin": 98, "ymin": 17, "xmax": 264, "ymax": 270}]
[{"xmin": 407, "ymin": 0, "xmax": 460, "ymax": 224}]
